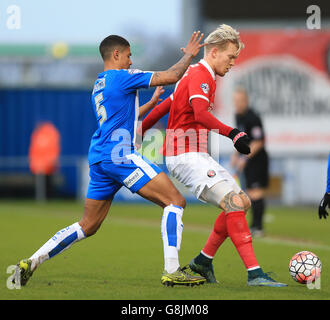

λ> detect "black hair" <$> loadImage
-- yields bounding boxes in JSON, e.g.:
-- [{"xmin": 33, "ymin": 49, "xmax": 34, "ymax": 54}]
[{"xmin": 99, "ymin": 35, "xmax": 130, "ymax": 61}]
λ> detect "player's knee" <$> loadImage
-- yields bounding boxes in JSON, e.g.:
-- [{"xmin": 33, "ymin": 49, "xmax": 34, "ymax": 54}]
[
  {"xmin": 238, "ymin": 191, "xmax": 251, "ymax": 213},
  {"xmin": 220, "ymin": 191, "xmax": 245, "ymax": 213},
  {"xmin": 242, "ymin": 195, "xmax": 251, "ymax": 212}
]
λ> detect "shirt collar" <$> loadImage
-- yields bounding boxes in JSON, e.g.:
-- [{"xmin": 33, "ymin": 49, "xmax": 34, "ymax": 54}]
[{"xmin": 199, "ymin": 59, "xmax": 216, "ymax": 80}]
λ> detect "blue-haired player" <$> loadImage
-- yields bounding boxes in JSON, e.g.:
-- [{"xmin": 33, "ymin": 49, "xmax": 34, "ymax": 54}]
[
  {"xmin": 14, "ymin": 32, "xmax": 206, "ymax": 287},
  {"xmin": 319, "ymin": 152, "xmax": 330, "ymax": 219}
]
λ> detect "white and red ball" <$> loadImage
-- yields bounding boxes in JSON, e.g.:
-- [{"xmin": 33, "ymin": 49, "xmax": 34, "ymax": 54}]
[{"xmin": 289, "ymin": 251, "xmax": 322, "ymax": 284}]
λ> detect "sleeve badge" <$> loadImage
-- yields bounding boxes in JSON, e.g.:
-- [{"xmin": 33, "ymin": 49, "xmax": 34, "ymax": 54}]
[{"xmin": 200, "ymin": 83, "xmax": 210, "ymax": 94}]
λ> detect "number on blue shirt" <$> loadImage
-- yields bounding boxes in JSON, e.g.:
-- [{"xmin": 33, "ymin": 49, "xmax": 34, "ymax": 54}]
[{"xmin": 94, "ymin": 92, "xmax": 107, "ymax": 126}]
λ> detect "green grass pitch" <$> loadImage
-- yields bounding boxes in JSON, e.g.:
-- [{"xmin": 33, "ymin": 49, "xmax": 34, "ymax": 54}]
[{"xmin": 1, "ymin": 200, "xmax": 329, "ymax": 300}]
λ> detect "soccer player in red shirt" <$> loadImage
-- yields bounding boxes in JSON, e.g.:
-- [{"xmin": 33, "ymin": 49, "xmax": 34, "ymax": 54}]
[{"xmin": 139, "ymin": 25, "xmax": 287, "ymax": 287}]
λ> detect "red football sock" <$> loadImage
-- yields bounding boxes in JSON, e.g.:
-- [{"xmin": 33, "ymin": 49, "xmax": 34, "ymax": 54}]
[
  {"xmin": 226, "ymin": 211, "xmax": 259, "ymax": 270},
  {"xmin": 202, "ymin": 211, "xmax": 228, "ymax": 258}
]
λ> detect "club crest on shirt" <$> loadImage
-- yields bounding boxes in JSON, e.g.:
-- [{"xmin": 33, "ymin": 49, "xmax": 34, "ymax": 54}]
[
  {"xmin": 207, "ymin": 169, "xmax": 216, "ymax": 178},
  {"xmin": 200, "ymin": 83, "xmax": 209, "ymax": 94}
]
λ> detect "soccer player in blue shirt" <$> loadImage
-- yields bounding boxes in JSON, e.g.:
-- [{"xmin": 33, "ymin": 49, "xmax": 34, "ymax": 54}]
[
  {"xmin": 319, "ymin": 152, "xmax": 330, "ymax": 219},
  {"xmin": 14, "ymin": 32, "xmax": 206, "ymax": 287}
]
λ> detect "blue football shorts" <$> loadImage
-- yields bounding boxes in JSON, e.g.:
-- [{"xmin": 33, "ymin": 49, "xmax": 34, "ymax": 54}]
[{"xmin": 86, "ymin": 151, "xmax": 162, "ymax": 200}]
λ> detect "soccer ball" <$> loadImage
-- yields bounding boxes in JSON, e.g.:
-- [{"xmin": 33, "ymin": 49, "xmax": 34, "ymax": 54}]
[{"xmin": 288, "ymin": 251, "xmax": 322, "ymax": 284}]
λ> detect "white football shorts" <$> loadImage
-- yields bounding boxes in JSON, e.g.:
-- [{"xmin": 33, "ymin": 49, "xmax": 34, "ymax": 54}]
[{"xmin": 166, "ymin": 152, "xmax": 241, "ymax": 207}]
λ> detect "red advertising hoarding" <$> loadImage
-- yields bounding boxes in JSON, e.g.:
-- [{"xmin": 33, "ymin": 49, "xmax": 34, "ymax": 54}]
[{"xmin": 214, "ymin": 30, "xmax": 330, "ymax": 155}]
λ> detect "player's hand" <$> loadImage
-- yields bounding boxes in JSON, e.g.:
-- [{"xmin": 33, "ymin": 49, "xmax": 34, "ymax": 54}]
[
  {"xmin": 318, "ymin": 192, "xmax": 330, "ymax": 219},
  {"xmin": 150, "ymin": 86, "xmax": 165, "ymax": 105},
  {"xmin": 229, "ymin": 128, "xmax": 251, "ymax": 155},
  {"xmin": 181, "ymin": 31, "xmax": 205, "ymax": 58}
]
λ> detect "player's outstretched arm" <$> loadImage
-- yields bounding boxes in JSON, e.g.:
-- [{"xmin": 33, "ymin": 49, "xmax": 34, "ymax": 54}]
[
  {"xmin": 139, "ymin": 86, "xmax": 165, "ymax": 118},
  {"xmin": 149, "ymin": 31, "xmax": 205, "ymax": 87}
]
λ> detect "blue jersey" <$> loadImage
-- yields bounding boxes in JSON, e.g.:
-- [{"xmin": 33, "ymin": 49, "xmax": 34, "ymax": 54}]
[{"xmin": 88, "ymin": 69, "xmax": 153, "ymax": 165}]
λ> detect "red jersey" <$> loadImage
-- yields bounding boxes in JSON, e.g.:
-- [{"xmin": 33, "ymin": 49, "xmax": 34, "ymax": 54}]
[{"xmin": 164, "ymin": 59, "xmax": 216, "ymax": 156}]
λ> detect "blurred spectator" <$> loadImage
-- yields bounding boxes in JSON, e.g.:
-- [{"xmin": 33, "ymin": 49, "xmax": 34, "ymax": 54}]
[
  {"xmin": 231, "ymin": 87, "xmax": 269, "ymax": 237},
  {"xmin": 29, "ymin": 122, "xmax": 60, "ymax": 200}
]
